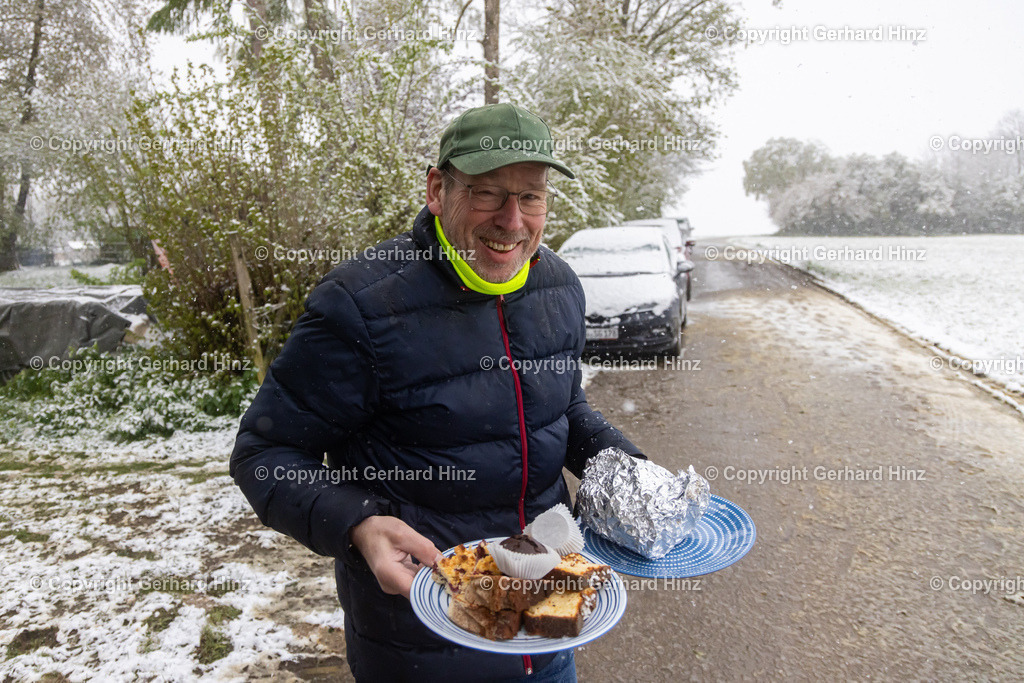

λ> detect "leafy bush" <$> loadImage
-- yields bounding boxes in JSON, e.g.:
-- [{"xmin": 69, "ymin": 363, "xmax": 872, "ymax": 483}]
[
  {"xmin": 70, "ymin": 259, "xmax": 147, "ymax": 286},
  {"xmin": 0, "ymin": 346, "xmax": 258, "ymax": 443},
  {"xmin": 95, "ymin": 1, "xmax": 463, "ymax": 367}
]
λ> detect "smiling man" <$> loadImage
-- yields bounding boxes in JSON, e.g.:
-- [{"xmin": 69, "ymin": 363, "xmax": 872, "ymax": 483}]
[{"xmin": 231, "ymin": 103, "xmax": 644, "ymax": 682}]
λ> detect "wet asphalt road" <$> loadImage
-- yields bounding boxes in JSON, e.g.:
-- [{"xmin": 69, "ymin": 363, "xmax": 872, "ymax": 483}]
[{"xmin": 572, "ymin": 248, "xmax": 1024, "ymax": 682}]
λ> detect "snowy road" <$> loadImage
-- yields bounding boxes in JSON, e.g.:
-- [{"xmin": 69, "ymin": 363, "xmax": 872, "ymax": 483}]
[{"xmin": 573, "ymin": 248, "xmax": 1024, "ymax": 681}]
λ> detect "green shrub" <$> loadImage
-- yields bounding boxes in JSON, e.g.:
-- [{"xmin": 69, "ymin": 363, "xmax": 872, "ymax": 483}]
[{"xmin": 0, "ymin": 346, "xmax": 258, "ymax": 443}]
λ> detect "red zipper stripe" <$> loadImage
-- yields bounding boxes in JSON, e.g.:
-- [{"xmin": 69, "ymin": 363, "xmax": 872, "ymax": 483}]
[
  {"xmin": 496, "ymin": 294, "xmax": 529, "ymax": 531},
  {"xmin": 497, "ymin": 295, "xmax": 533, "ymax": 677}
]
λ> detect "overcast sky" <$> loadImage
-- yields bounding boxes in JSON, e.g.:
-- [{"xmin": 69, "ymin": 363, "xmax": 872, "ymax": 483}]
[
  {"xmin": 672, "ymin": 0, "xmax": 1024, "ymax": 237},
  {"xmin": 151, "ymin": 0, "xmax": 1024, "ymax": 239}
]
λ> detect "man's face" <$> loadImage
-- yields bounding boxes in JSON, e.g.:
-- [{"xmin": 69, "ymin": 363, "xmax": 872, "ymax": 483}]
[{"xmin": 429, "ymin": 162, "xmax": 548, "ymax": 284}]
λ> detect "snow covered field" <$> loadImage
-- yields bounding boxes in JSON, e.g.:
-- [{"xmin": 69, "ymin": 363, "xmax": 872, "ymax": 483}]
[{"xmin": 731, "ymin": 235, "xmax": 1024, "ymax": 396}]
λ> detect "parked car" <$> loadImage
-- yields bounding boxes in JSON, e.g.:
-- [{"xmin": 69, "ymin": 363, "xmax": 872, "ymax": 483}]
[
  {"xmin": 558, "ymin": 226, "xmax": 693, "ymax": 356},
  {"xmin": 622, "ymin": 218, "xmax": 696, "ymax": 299}
]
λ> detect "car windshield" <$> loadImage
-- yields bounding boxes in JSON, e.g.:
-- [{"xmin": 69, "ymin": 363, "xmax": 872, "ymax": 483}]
[{"xmin": 560, "ymin": 242, "xmax": 668, "ymax": 276}]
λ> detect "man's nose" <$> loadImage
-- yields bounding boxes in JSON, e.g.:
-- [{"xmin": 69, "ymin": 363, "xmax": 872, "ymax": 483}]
[{"xmin": 493, "ymin": 193, "xmax": 525, "ymax": 232}]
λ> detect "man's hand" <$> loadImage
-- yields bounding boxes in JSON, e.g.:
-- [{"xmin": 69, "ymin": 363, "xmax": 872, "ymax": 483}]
[{"xmin": 350, "ymin": 515, "xmax": 443, "ymax": 599}]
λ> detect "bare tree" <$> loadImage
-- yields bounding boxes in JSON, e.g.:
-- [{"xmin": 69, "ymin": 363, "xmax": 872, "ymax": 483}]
[
  {"xmin": 1, "ymin": 0, "xmax": 146, "ymax": 271},
  {"xmin": 0, "ymin": 0, "xmax": 45, "ymax": 271},
  {"xmin": 995, "ymin": 109, "xmax": 1024, "ymax": 176},
  {"xmin": 482, "ymin": 0, "xmax": 500, "ymax": 103}
]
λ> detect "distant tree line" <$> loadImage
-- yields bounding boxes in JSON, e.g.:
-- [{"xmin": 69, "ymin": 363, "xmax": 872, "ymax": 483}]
[{"xmin": 744, "ymin": 114, "xmax": 1024, "ymax": 235}]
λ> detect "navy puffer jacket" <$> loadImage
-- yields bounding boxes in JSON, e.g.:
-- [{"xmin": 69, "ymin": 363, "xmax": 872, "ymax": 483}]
[{"xmin": 231, "ymin": 206, "xmax": 642, "ymax": 681}]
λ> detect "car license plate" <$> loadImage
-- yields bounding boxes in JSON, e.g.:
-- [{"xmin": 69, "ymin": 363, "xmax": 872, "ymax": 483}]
[{"xmin": 586, "ymin": 326, "xmax": 618, "ymax": 341}]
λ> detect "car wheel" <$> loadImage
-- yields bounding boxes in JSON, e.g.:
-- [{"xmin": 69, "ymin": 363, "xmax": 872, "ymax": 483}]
[{"xmin": 667, "ymin": 315, "xmax": 683, "ymax": 357}]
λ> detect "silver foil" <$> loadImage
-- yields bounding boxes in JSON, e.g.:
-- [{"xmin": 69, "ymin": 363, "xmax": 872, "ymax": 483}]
[{"xmin": 577, "ymin": 447, "xmax": 710, "ymax": 559}]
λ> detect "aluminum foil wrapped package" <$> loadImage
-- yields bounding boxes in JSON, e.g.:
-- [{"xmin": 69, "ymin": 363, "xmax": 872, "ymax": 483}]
[{"xmin": 577, "ymin": 447, "xmax": 711, "ymax": 559}]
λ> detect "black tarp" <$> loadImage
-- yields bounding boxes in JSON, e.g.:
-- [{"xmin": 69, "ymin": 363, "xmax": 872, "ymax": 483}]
[{"xmin": 0, "ymin": 285, "xmax": 146, "ymax": 382}]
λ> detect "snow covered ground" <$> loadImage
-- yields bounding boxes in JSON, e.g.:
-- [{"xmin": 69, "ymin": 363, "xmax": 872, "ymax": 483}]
[
  {"xmin": 730, "ymin": 235, "xmax": 1024, "ymax": 395},
  {"xmin": 0, "ymin": 264, "xmax": 118, "ymax": 288},
  {"xmin": 0, "ymin": 428, "xmax": 347, "ymax": 681}
]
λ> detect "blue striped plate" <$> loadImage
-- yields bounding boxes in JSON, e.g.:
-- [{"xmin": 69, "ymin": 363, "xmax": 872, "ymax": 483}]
[
  {"xmin": 582, "ymin": 495, "xmax": 756, "ymax": 578},
  {"xmin": 410, "ymin": 539, "xmax": 627, "ymax": 654}
]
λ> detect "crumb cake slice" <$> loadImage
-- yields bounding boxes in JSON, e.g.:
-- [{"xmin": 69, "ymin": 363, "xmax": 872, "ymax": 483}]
[
  {"xmin": 448, "ymin": 593, "xmax": 522, "ymax": 641},
  {"xmin": 544, "ymin": 553, "xmax": 611, "ymax": 591},
  {"xmin": 522, "ymin": 588, "xmax": 597, "ymax": 638},
  {"xmin": 432, "ymin": 543, "xmax": 479, "ymax": 594}
]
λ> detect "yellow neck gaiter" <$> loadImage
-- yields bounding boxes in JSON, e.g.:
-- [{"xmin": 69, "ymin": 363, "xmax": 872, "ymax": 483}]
[{"xmin": 434, "ymin": 215, "xmax": 530, "ymax": 295}]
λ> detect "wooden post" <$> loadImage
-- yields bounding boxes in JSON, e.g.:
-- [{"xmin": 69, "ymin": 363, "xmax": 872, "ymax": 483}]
[{"xmin": 227, "ymin": 233, "xmax": 266, "ymax": 383}]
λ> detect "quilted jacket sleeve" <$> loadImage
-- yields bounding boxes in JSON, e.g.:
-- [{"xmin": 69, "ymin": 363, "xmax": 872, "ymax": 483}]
[
  {"xmin": 563, "ymin": 364, "xmax": 646, "ymax": 479},
  {"xmin": 230, "ymin": 278, "xmax": 391, "ymax": 567}
]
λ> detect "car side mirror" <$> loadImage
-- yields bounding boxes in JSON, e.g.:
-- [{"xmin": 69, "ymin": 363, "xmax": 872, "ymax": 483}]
[{"xmin": 676, "ymin": 260, "xmax": 694, "ymax": 274}]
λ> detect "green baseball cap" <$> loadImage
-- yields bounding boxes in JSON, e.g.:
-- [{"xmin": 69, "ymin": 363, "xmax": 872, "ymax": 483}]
[{"xmin": 438, "ymin": 103, "xmax": 575, "ymax": 179}]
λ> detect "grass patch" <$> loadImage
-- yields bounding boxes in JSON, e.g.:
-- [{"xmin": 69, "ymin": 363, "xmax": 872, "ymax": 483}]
[
  {"xmin": 6, "ymin": 626, "xmax": 58, "ymax": 659},
  {"xmin": 79, "ymin": 461, "xmax": 178, "ymax": 476},
  {"xmin": 0, "ymin": 454, "xmax": 64, "ymax": 476},
  {"xmin": 179, "ymin": 469, "xmax": 229, "ymax": 485},
  {"xmin": 39, "ymin": 673, "xmax": 70, "ymax": 683},
  {"xmin": 113, "ymin": 546, "xmax": 159, "ymax": 561},
  {"xmin": 206, "ymin": 580, "xmax": 244, "ymax": 598},
  {"xmin": 195, "ymin": 624, "xmax": 232, "ymax": 664},
  {"xmin": 0, "ymin": 528, "xmax": 49, "ymax": 543},
  {"xmin": 207, "ymin": 604, "xmax": 241, "ymax": 625},
  {"xmin": 78, "ymin": 533, "xmax": 157, "ymax": 560},
  {"xmin": 143, "ymin": 605, "xmax": 180, "ymax": 634}
]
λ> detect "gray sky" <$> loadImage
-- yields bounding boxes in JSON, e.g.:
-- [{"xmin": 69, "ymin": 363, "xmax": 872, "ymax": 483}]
[
  {"xmin": 672, "ymin": 0, "xmax": 1024, "ymax": 237},
  {"xmin": 151, "ymin": 0, "xmax": 1024, "ymax": 239}
]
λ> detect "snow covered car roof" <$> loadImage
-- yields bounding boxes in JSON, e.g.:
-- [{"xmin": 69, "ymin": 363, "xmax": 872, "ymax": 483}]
[
  {"xmin": 558, "ymin": 226, "xmax": 673, "ymax": 277},
  {"xmin": 557, "ymin": 226, "xmax": 679, "ymax": 318}
]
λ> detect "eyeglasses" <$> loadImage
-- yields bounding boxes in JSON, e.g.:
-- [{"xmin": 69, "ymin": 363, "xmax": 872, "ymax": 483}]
[{"xmin": 442, "ymin": 168, "xmax": 556, "ymax": 216}]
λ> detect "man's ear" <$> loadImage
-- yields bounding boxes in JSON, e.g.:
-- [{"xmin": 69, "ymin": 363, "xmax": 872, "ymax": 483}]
[{"xmin": 426, "ymin": 167, "xmax": 445, "ymax": 216}]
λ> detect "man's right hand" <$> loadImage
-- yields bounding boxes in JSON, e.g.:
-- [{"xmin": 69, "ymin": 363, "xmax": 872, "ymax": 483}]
[{"xmin": 349, "ymin": 515, "xmax": 444, "ymax": 599}]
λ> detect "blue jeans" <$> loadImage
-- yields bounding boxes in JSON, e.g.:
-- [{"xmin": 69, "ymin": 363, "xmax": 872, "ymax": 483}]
[{"xmin": 505, "ymin": 650, "xmax": 576, "ymax": 682}]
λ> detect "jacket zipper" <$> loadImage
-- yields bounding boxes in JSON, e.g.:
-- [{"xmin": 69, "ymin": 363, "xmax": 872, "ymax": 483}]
[
  {"xmin": 496, "ymin": 294, "xmax": 529, "ymax": 531},
  {"xmin": 496, "ymin": 294, "xmax": 533, "ymax": 677}
]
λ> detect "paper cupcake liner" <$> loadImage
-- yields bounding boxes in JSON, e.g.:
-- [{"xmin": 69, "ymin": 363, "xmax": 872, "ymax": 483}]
[
  {"xmin": 487, "ymin": 538, "xmax": 561, "ymax": 580},
  {"xmin": 525, "ymin": 503, "xmax": 585, "ymax": 557}
]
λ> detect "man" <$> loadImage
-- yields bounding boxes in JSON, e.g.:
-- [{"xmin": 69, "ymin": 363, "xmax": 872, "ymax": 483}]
[{"xmin": 231, "ymin": 103, "xmax": 643, "ymax": 682}]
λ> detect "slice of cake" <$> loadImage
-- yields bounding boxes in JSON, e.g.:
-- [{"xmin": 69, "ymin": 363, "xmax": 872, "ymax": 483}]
[
  {"xmin": 522, "ymin": 588, "xmax": 597, "ymax": 638},
  {"xmin": 461, "ymin": 572, "xmax": 550, "ymax": 613},
  {"xmin": 434, "ymin": 542, "xmax": 550, "ymax": 613},
  {"xmin": 432, "ymin": 543, "xmax": 479, "ymax": 594},
  {"xmin": 448, "ymin": 593, "xmax": 522, "ymax": 641},
  {"xmin": 544, "ymin": 553, "xmax": 611, "ymax": 591},
  {"xmin": 461, "ymin": 545, "xmax": 550, "ymax": 612}
]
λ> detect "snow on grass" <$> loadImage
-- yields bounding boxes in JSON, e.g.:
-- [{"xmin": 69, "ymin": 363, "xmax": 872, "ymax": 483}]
[
  {"xmin": 0, "ymin": 433, "xmax": 344, "ymax": 681},
  {"xmin": 735, "ymin": 235, "xmax": 1024, "ymax": 395},
  {"xmin": 4, "ymin": 418, "xmax": 242, "ymax": 466},
  {"xmin": 0, "ymin": 264, "xmax": 118, "ymax": 289}
]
